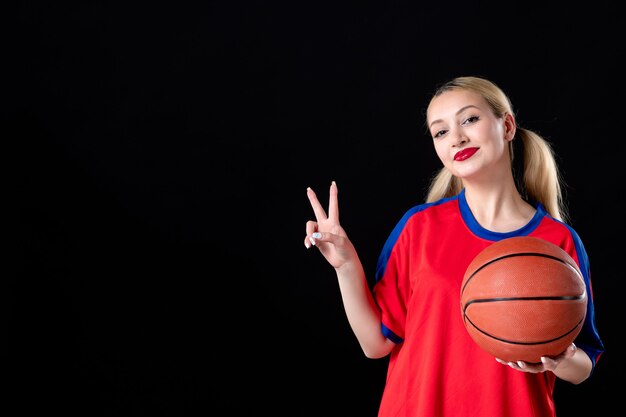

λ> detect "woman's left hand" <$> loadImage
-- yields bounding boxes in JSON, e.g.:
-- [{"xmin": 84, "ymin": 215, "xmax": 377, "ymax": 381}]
[{"xmin": 495, "ymin": 343, "xmax": 578, "ymax": 373}]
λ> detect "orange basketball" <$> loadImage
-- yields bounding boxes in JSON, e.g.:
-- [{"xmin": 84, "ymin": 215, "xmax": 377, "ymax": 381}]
[{"xmin": 460, "ymin": 236, "xmax": 587, "ymax": 363}]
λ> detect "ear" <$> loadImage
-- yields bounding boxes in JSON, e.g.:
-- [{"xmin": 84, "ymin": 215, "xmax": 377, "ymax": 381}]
[{"xmin": 503, "ymin": 112, "xmax": 516, "ymax": 141}]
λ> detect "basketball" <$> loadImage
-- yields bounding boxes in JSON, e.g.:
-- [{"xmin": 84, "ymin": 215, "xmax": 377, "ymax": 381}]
[{"xmin": 460, "ymin": 236, "xmax": 587, "ymax": 363}]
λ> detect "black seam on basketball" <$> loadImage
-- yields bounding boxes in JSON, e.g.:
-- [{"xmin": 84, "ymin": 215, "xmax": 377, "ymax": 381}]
[
  {"xmin": 461, "ymin": 252, "xmax": 582, "ymax": 295},
  {"xmin": 462, "ymin": 294, "xmax": 586, "ymax": 313},
  {"xmin": 462, "ymin": 315, "xmax": 585, "ymax": 345}
]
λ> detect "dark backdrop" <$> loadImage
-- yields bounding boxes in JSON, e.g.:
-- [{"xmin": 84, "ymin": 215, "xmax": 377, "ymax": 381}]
[{"xmin": 10, "ymin": 1, "xmax": 624, "ymax": 416}]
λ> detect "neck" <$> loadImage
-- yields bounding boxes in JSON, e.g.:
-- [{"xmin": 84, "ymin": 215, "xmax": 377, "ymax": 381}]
[{"xmin": 463, "ymin": 180, "xmax": 535, "ymax": 233}]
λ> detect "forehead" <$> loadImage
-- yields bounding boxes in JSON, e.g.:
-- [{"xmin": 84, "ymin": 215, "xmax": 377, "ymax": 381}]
[{"xmin": 427, "ymin": 89, "xmax": 487, "ymax": 124}]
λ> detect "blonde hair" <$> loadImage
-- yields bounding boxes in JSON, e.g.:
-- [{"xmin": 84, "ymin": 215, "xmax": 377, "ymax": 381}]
[{"xmin": 424, "ymin": 76, "xmax": 568, "ymax": 223}]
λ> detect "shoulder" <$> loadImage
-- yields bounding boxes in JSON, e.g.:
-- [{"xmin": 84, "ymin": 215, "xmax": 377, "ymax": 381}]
[
  {"xmin": 383, "ymin": 194, "xmax": 462, "ymax": 248},
  {"xmin": 535, "ymin": 205, "xmax": 585, "ymax": 245},
  {"xmin": 533, "ymin": 207, "xmax": 589, "ymax": 266},
  {"xmin": 398, "ymin": 194, "xmax": 460, "ymax": 225}
]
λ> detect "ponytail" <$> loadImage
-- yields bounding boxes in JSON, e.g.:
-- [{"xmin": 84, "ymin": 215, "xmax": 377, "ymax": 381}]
[{"xmin": 517, "ymin": 127, "xmax": 568, "ymax": 223}]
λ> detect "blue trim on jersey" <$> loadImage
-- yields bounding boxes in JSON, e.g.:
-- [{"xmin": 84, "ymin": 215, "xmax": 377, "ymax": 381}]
[
  {"xmin": 375, "ymin": 194, "xmax": 459, "ymax": 283},
  {"xmin": 458, "ymin": 188, "xmax": 546, "ymax": 240},
  {"xmin": 382, "ymin": 323, "xmax": 404, "ymax": 344},
  {"xmin": 552, "ymin": 220, "xmax": 605, "ymax": 369}
]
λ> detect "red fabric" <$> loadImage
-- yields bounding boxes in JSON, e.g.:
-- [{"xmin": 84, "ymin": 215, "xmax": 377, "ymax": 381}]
[{"xmin": 372, "ymin": 193, "xmax": 596, "ymax": 417}]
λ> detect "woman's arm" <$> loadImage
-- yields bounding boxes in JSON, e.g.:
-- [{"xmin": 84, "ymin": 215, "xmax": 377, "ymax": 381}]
[{"xmin": 305, "ymin": 182, "xmax": 395, "ymax": 359}]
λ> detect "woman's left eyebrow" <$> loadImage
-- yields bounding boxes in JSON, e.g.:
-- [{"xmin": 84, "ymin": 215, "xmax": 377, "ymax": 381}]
[{"xmin": 429, "ymin": 105, "xmax": 480, "ymax": 128}]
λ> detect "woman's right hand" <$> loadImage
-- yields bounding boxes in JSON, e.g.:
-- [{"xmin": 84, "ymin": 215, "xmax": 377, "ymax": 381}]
[{"xmin": 304, "ymin": 181, "xmax": 358, "ymax": 270}]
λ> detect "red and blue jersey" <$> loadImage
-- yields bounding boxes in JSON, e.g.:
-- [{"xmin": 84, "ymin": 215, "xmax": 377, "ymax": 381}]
[{"xmin": 372, "ymin": 189, "xmax": 604, "ymax": 417}]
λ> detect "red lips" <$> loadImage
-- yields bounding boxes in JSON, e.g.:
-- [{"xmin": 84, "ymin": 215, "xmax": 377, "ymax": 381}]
[{"xmin": 454, "ymin": 147, "xmax": 479, "ymax": 161}]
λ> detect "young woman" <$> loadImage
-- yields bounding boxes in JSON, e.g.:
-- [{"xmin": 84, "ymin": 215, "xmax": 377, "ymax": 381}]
[{"xmin": 303, "ymin": 76, "xmax": 604, "ymax": 416}]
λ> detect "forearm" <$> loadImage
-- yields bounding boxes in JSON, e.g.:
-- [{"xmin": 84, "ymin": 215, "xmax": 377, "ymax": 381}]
[
  {"xmin": 553, "ymin": 348, "xmax": 593, "ymax": 384},
  {"xmin": 335, "ymin": 260, "xmax": 394, "ymax": 359}
]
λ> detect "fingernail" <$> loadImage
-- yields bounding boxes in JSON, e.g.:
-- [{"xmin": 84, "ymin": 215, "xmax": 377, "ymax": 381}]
[
  {"xmin": 309, "ymin": 237, "xmax": 316, "ymax": 246},
  {"xmin": 312, "ymin": 232, "xmax": 322, "ymax": 238},
  {"xmin": 305, "ymin": 241, "xmax": 311, "ymax": 249}
]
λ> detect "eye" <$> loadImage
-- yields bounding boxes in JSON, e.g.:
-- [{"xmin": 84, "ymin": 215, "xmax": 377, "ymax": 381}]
[
  {"xmin": 432, "ymin": 129, "xmax": 447, "ymax": 139},
  {"xmin": 462, "ymin": 115, "xmax": 480, "ymax": 125}
]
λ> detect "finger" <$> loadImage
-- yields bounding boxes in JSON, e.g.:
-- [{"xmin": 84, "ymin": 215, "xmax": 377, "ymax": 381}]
[
  {"xmin": 305, "ymin": 220, "xmax": 318, "ymax": 236},
  {"xmin": 309, "ymin": 231, "xmax": 329, "ymax": 246},
  {"xmin": 540, "ymin": 356, "xmax": 557, "ymax": 370},
  {"xmin": 307, "ymin": 187, "xmax": 328, "ymax": 222},
  {"xmin": 328, "ymin": 181, "xmax": 339, "ymax": 222},
  {"xmin": 568, "ymin": 343, "xmax": 577, "ymax": 357},
  {"xmin": 304, "ymin": 234, "xmax": 321, "ymax": 248},
  {"xmin": 304, "ymin": 221, "xmax": 319, "ymax": 249}
]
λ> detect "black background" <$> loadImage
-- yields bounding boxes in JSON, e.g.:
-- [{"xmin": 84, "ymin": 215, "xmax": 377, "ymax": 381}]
[{"xmin": 10, "ymin": 1, "xmax": 624, "ymax": 416}]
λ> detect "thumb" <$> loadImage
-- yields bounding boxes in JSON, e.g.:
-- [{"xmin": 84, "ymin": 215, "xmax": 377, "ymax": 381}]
[
  {"xmin": 311, "ymin": 232, "xmax": 325, "ymax": 244},
  {"xmin": 311, "ymin": 231, "xmax": 340, "ymax": 246},
  {"xmin": 566, "ymin": 343, "xmax": 577, "ymax": 358},
  {"xmin": 305, "ymin": 232, "xmax": 328, "ymax": 249}
]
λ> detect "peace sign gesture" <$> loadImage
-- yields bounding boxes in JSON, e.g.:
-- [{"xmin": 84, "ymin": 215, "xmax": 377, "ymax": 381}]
[{"xmin": 304, "ymin": 181, "xmax": 358, "ymax": 270}]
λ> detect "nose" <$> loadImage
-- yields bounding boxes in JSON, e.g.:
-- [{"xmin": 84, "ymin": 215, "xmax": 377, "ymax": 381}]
[{"xmin": 452, "ymin": 131, "xmax": 469, "ymax": 147}]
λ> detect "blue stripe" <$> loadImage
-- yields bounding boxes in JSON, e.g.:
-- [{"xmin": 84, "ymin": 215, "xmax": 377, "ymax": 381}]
[
  {"xmin": 554, "ymin": 221, "xmax": 605, "ymax": 369},
  {"xmin": 375, "ymin": 195, "xmax": 458, "ymax": 283},
  {"xmin": 382, "ymin": 323, "xmax": 404, "ymax": 344},
  {"xmin": 459, "ymin": 188, "xmax": 545, "ymax": 240}
]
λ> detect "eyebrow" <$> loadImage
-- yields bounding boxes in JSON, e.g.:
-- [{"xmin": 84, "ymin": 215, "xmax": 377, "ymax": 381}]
[{"xmin": 429, "ymin": 104, "xmax": 481, "ymax": 129}]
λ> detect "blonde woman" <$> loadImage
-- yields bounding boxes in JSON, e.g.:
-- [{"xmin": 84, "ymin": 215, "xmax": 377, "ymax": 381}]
[{"xmin": 304, "ymin": 76, "xmax": 604, "ymax": 417}]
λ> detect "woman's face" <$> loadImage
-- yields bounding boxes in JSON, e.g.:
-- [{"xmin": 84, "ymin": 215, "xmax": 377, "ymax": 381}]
[{"xmin": 426, "ymin": 89, "xmax": 515, "ymax": 182}]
